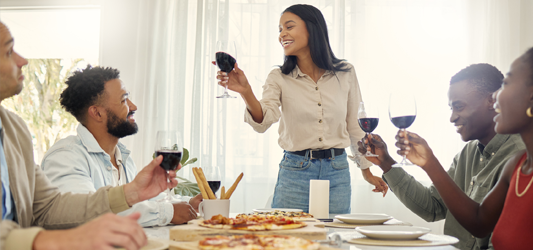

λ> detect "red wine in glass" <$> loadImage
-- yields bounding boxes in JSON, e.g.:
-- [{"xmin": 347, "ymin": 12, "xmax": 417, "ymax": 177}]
[
  {"xmin": 156, "ymin": 150, "xmax": 182, "ymax": 171},
  {"xmin": 358, "ymin": 118, "xmax": 379, "ymax": 133},
  {"xmin": 390, "ymin": 115, "xmax": 416, "ymax": 129},
  {"xmin": 215, "ymin": 41, "xmax": 237, "ymax": 99},
  {"xmin": 155, "ymin": 130, "xmax": 183, "ymax": 202},
  {"xmin": 358, "ymin": 102, "xmax": 379, "ymax": 157},
  {"xmin": 207, "ymin": 181, "xmax": 221, "ymax": 194},
  {"xmin": 216, "ymin": 52, "xmax": 236, "ymax": 73},
  {"xmin": 389, "ymin": 93, "xmax": 417, "ymax": 167}
]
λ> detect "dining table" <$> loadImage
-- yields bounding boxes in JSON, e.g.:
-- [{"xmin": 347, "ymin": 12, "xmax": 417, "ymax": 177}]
[{"xmin": 143, "ymin": 213, "xmax": 459, "ymax": 250}]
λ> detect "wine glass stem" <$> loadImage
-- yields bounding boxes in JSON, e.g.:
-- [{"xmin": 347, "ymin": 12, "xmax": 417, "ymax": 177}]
[{"xmin": 166, "ymin": 171, "xmax": 171, "ymax": 199}]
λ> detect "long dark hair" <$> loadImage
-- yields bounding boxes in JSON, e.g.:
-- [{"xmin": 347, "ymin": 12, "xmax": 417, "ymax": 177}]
[{"xmin": 280, "ymin": 4, "xmax": 349, "ymax": 75}]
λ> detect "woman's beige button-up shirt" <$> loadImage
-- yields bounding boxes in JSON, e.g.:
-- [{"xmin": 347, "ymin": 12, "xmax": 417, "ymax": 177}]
[{"xmin": 244, "ymin": 63, "xmax": 372, "ymax": 169}]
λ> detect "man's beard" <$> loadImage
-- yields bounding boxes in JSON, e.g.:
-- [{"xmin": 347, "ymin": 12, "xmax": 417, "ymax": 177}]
[{"xmin": 106, "ymin": 109, "xmax": 138, "ymax": 138}]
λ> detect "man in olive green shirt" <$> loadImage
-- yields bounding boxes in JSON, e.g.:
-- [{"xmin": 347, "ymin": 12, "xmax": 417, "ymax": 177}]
[{"xmin": 358, "ymin": 63, "xmax": 525, "ymax": 250}]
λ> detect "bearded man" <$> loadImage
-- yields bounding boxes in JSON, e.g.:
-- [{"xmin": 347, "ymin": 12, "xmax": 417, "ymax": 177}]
[{"xmin": 41, "ymin": 65, "xmax": 201, "ymax": 226}]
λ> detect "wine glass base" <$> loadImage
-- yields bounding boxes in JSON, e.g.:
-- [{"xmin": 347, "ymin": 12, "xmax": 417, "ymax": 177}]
[
  {"xmin": 216, "ymin": 93, "xmax": 237, "ymax": 98},
  {"xmin": 365, "ymin": 152, "xmax": 379, "ymax": 157}
]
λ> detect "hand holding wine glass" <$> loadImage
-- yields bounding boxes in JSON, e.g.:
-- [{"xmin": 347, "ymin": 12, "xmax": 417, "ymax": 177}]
[
  {"xmin": 154, "ymin": 130, "xmax": 183, "ymax": 202},
  {"xmin": 358, "ymin": 102, "xmax": 379, "ymax": 157},
  {"xmin": 395, "ymin": 130, "xmax": 438, "ymax": 170},
  {"xmin": 389, "ymin": 93, "xmax": 417, "ymax": 167}
]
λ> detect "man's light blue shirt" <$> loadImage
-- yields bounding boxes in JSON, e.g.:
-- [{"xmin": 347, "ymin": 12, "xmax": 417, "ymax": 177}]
[
  {"xmin": 41, "ymin": 124, "xmax": 174, "ymax": 227},
  {"xmin": 0, "ymin": 118, "xmax": 15, "ymax": 221}
]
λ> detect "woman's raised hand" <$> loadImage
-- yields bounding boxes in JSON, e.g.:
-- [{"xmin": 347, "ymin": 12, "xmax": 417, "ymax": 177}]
[
  {"xmin": 213, "ymin": 62, "xmax": 251, "ymax": 95},
  {"xmin": 394, "ymin": 130, "xmax": 437, "ymax": 170}
]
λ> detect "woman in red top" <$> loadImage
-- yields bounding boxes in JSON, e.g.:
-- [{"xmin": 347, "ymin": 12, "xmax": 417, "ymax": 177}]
[{"xmin": 393, "ymin": 47, "xmax": 533, "ymax": 249}]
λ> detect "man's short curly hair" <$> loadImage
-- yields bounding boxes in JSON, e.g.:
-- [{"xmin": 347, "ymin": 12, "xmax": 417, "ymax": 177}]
[
  {"xmin": 450, "ymin": 63, "xmax": 503, "ymax": 97},
  {"xmin": 60, "ymin": 65, "xmax": 120, "ymax": 123}
]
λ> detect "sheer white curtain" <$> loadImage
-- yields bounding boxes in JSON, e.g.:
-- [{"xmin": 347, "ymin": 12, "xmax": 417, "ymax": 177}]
[{"xmin": 99, "ymin": 0, "xmax": 533, "ymax": 232}]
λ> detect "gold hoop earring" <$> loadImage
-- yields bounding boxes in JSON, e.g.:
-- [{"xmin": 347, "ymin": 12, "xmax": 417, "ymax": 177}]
[{"xmin": 527, "ymin": 107, "xmax": 533, "ymax": 118}]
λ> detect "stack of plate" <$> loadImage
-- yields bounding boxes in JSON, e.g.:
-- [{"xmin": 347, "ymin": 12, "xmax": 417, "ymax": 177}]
[{"xmin": 334, "ymin": 213, "xmax": 392, "ymax": 224}]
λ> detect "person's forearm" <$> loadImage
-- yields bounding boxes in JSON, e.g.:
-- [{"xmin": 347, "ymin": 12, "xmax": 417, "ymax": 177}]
[
  {"xmin": 379, "ymin": 157, "xmax": 396, "ymax": 173},
  {"xmin": 361, "ymin": 168, "xmax": 375, "ymax": 182},
  {"xmin": 33, "ymin": 230, "xmax": 67, "ymax": 250},
  {"xmin": 424, "ymin": 157, "xmax": 490, "ymax": 237},
  {"xmin": 241, "ymin": 89, "xmax": 263, "ymax": 123}
]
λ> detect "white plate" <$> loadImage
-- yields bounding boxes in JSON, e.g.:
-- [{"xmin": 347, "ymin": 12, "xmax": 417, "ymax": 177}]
[
  {"xmin": 252, "ymin": 208, "xmax": 303, "ymax": 213},
  {"xmin": 334, "ymin": 213, "xmax": 392, "ymax": 224},
  {"xmin": 356, "ymin": 225, "xmax": 431, "ymax": 240}
]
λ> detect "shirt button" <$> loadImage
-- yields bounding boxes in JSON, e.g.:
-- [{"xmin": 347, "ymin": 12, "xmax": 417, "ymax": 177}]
[
  {"xmin": 319, "ymin": 138, "xmax": 323, "ymax": 142},
  {"xmin": 318, "ymin": 103, "xmax": 322, "ymax": 106},
  {"xmin": 107, "ymin": 166, "xmax": 112, "ymax": 171},
  {"xmin": 470, "ymin": 181, "xmax": 474, "ymax": 186},
  {"xmin": 491, "ymin": 152, "xmax": 495, "ymax": 156},
  {"xmin": 319, "ymin": 119, "xmax": 322, "ymax": 123},
  {"xmin": 471, "ymin": 235, "xmax": 475, "ymax": 239},
  {"xmin": 315, "ymin": 87, "xmax": 318, "ymax": 90},
  {"xmin": 480, "ymin": 158, "xmax": 483, "ymax": 162}
]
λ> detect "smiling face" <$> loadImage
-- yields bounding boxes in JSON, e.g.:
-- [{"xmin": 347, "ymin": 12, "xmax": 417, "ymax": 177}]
[
  {"xmin": 0, "ymin": 23, "xmax": 28, "ymax": 102},
  {"xmin": 448, "ymin": 80, "xmax": 497, "ymax": 143},
  {"xmin": 493, "ymin": 56, "xmax": 533, "ymax": 135},
  {"xmin": 278, "ymin": 12, "xmax": 310, "ymax": 58},
  {"xmin": 102, "ymin": 78, "xmax": 138, "ymax": 138}
]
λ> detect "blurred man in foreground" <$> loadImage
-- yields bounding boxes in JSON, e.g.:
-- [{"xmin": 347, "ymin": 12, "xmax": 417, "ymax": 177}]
[{"xmin": 0, "ymin": 21, "xmax": 176, "ymax": 250}]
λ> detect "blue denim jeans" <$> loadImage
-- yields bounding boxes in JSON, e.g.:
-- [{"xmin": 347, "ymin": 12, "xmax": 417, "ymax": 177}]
[{"xmin": 271, "ymin": 150, "xmax": 351, "ymax": 214}]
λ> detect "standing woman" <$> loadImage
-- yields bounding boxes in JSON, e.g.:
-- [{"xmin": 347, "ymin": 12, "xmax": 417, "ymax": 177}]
[
  {"xmin": 394, "ymin": 48, "xmax": 533, "ymax": 249},
  {"xmin": 216, "ymin": 4, "xmax": 387, "ymax": 213}
]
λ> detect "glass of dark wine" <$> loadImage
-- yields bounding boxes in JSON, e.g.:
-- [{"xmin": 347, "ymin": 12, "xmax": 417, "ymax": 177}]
[
  {"xmin": 155, "ymin": 130, "xmax": 183, "ymax": 202},
  {"xmin": 204, "ymin": 166, "xmax": 221, "ymax": 198},
  {"xmin": 389, "ymin": 93, "xmax": 417, "ymax": 167},
  {"xmin": 215, "ymin": 40, "xmax": 237, "ymax": 99},
  {"xmin": 358, "ymin": 102, "xmax": 379, "ymax": 157}
]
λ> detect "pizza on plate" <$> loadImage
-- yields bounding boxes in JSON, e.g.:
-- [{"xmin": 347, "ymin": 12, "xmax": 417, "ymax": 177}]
[
  {"xmin": 199, "ymin": 214, "xmax": 307, "ymax": 231},
  {"xmin": 239, "ymin": 210, "xmax": 314, "ymax": 220},
  {"xmin": 199, "ymin": 235, "xmax": 320, "ymax": 250}
]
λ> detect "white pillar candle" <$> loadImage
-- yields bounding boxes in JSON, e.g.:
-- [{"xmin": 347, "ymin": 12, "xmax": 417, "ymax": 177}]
[{"xmin": 309, "ymin": 179, "xmax": 329, "ymax": 219}]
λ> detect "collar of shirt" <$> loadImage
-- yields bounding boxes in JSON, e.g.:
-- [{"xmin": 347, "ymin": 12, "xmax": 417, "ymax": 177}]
[
  {"xmin": 291, "ymin": 64, "xmax": 334, "ymax": 79},
  {"xmin": 75, "ymin": 123, "xmax": 132, "ymax": 160},
  {"xmin": 476, "ymin": 134, "xmax": 511, "ymax": 159}
]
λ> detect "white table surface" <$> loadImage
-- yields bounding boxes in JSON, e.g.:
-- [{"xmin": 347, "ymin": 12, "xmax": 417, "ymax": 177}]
[{"xmin": 143, "ymin": 213, "xmax": 459, "ymax": 250}]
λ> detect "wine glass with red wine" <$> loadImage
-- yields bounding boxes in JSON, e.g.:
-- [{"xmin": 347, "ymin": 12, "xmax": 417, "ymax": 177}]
[
  {"xmin": 215, "ymin": 41, "xmax": 237, "ymax": 99},
  {"xmin": 358, "ymin": 102, "xmax": 379, "ymax": 157},
  {"xmin": 155, "ymin": 130, "xmax": 183, "ymax": 202},
  {"xmin": 389, "ymin": 93, "xmax": 417, "ymax": 167},
  {"xmin": 204, "ymin": 166, "xmax": 221, "ymax": 198}
]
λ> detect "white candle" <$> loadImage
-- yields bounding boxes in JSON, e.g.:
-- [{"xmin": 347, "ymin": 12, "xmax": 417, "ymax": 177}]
[{"xmin": 309, "ymin": 179, "xmax": 329, "ymax": 219}]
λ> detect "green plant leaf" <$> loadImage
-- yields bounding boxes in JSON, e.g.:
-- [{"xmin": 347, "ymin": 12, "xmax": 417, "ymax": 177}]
[
  {"xmin": 174, "ymin": 180, "xmax": 200, "ymax": 196},
  {"xmin": 181, "ymin": 148, "xmax": 189, "ymax": 165},
  {"xmin": 183, "ymin": 158, "xmax": 197, "ymax": 167}
]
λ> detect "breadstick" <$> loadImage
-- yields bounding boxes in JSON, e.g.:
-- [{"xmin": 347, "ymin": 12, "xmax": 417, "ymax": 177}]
[
  {"xmin": 221, "ymin": 186, "xmax": 226, "ymax": 199},
  {"xmin": 192, "ymin": 168, "xmax": 209, "ymax": 199},
  {"xmin": 225, "ymin": 172, "xmax": 243, "ymax": 199},
  {"xmin": 198, "ymin": 168, "xmax": 217, "ymax": 199}
]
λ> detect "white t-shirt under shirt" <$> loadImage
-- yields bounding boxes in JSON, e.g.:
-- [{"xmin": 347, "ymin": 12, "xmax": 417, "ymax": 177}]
[{"xmin": 111, "ymin": 146, "xmax": 127, "ymax": 186}]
